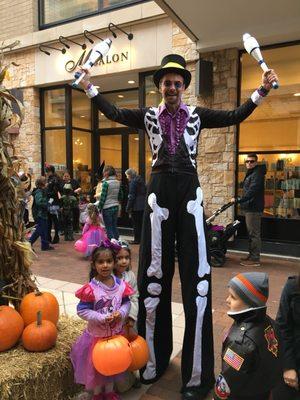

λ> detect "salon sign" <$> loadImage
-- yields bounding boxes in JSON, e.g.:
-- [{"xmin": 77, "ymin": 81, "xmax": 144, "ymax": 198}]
[{"xmin": 65, "ymin": 50, "xmax": 129, "ymax": 72}]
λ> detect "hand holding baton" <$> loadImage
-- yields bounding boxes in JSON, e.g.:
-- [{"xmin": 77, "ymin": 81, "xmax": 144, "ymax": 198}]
[
  {"xmin": 243, "ymin": 33, "xmax": 279, "ymax": 89},
  {"xmin": 72, "ymin": 38, "xmax": 112, "ymax": 88}
]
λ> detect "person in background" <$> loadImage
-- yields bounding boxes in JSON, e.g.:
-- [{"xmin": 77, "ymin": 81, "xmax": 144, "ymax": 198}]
[
  {"xmin": 94, "ymin": 161, "xmax": 105, "ymax": 203},
  {"xmin": 60, "ymin": 183, "xmax": 78, "ymax": 241},
  {"xmin": 98, "ymin": 165, "xmax": 123, "ymax": 240},
  {"xmin": 29, "ymin": 176, "xmax": 54, "ymax": 251},
  {"xmin": 125, "ymin": 169, "xmax": 146, "ymax": 245},
  {"xmin": 62, "ymin": 170, "xmax": 81, "ymax": 233},
  {"xmin": 232, "ymin": 153, "xmax": 266, "ymax": 267},
  {"xmin": 45, "ymin": 164, "xmax": 62, "ymax": 244},
  {"xmin": 273, "ymin": 273, "xmax": 300, "ymax": 400},
  {"xmin": 19, "ymin": 172, "xmax": 32, "ymax": 227},
  {"xmin": 214, "ymin": 272, "xmax": 281, "ymax": 400}
]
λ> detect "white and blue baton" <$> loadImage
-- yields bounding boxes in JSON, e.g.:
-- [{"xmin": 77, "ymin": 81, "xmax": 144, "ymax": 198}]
[{"xmin": 243, "ymin": 33, "xmax": 279, "ymax": 89}]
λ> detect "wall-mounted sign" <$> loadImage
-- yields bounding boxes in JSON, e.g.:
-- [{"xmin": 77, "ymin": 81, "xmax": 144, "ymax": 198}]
[{"xmin": 65, "ymin": 50, "xmax": 129, "ymax": 72}]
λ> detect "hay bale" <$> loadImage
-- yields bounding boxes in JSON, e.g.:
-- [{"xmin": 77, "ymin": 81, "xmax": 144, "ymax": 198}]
[{"xmin": 0, "ymin": 315, "xmax": 86, "ymax": 400}]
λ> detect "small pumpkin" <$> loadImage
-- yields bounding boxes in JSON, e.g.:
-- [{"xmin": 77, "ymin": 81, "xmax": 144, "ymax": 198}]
[
  {"xmin": 0, "ymin": 305, "xmax": 24, "ymax": 351},
  {"xmin": 22, "ymin": 311, "xmax": 57, "ymax": 352},
  {"xmin": 20, "ymin": 291, "xmax": 59, "ymax": 326},
  {"xmin": 92, "ymin": 335, "xmax": 132, "ymax": 376},
  {"xmin": 128, "ymin": 335, "xmax": 149, "ymax": 371}
]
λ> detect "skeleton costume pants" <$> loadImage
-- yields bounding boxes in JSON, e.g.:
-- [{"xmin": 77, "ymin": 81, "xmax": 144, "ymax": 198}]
[{"xmin": 137, "ymin": 172, "xmax": 215, "ymax": 392}]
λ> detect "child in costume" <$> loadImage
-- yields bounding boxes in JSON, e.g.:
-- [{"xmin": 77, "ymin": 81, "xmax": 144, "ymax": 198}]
[
  {"xmin": 214, "ymin": 272, "xmax": 282, "ymax": 400},
  {"xmin": 113, "ymin": 240, "xmax": 140, "ymax": 393},
  {"xmin": 75, "ymin": 203, "xmax": 107, "ymax": 257},
  {"xmin": 60, "ymin": 183, "xmax": 77, "ymax": 241},
  {"xmin": 71, "ymin": 241, "xmax": 134, "ymax": 400},
  {"xmin": 113, "ymin": 240, "xmax": 139, "ymax": 326}
]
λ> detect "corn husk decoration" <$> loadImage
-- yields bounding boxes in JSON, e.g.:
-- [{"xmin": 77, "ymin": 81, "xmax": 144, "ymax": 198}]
[{"xmin": 0, "ymin": 40, "xmax": 37, "ymax": 308}]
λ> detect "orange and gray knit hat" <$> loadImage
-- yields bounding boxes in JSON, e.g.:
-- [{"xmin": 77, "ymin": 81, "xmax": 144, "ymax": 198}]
[{"xmin": 229, "ymin": 272, "xmax": 269, "ymax": 307}]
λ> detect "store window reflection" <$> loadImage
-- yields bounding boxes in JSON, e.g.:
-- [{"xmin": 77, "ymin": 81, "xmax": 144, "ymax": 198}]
[
  {"xmin": 44, "ymin": 129, "xmax": 66, "ymax": 175},
  {"xmin": 72, "ymin": 90, "xmax": 91, "ymax": 129},
  {"xmin": 100, "ymin": 135, "xmax": 122, "ymax": 177},
  {"xmin": 239, "ymin": 44, "xmax": 300, "ymax": 220},
  {"xmin": 99, "ymin": 90, "xmax": 138, "ymax": 129},
  {"xmin": 129, "ymin": 133, "xmax": 139, "ymax": 173},
  {"xmin": 73, "ymin": 130, "xmax": 91, "ymax": 193},
  {"xmin": 44, "ymin": 89, "xmax": 65, "ymax": 127}
]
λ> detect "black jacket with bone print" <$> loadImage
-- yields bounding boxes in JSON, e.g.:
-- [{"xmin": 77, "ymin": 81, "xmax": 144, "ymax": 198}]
[{"xmin": 93, "ymin": 94, "xmax": 257, "ymax": 174}]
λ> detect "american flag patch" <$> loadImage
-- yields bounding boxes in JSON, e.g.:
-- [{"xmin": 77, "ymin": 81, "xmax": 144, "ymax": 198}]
[{"xmin": 223, "ymin": 347, "xmax": 244, "ymax": 371}]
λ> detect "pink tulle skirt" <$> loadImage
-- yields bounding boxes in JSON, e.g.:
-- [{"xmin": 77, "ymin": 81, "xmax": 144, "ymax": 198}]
[
  {"xmin": 79, "ymin": 226, "xmax": 107, "ymax": 257},
  {"xmin": 71, "ymin": 330, "xmax": 122, "ymax": 390}
]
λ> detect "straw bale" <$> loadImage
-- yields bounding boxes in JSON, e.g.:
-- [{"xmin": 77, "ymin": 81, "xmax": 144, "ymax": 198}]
[{"xmin": 0, "ymin": 315, "xmax": 86, "ymax": 400}]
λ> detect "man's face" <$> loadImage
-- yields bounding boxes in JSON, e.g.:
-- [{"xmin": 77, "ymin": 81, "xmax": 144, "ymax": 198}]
[
  {"xmin": 159, "ymin": 73, "xmax": 185, "ymax": 108},
  {"xmin": 245, "ymin": 157, "xmax": 257, "ymax": 170}
]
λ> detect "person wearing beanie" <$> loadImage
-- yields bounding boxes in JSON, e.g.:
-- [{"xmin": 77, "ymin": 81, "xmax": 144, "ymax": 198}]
[
  {"xmin": 76, "ymin": 54, "xmax": 278, "ymax": 400},
  {"xmin": 213, "ymin": 272, "xmax": 282, "ymax": 400},
  {"xmin": 60, "ymin": 183, "xmax": 78, "ymax": 241}
]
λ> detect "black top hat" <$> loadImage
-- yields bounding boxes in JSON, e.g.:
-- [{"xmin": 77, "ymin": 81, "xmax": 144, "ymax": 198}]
[{"xmin": 153, "ymin": 54, "xmax": 191, "ymax": 89}]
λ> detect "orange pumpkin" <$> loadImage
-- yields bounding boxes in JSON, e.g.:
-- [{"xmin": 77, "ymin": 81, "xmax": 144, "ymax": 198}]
[
  {"xmin": 123, "ymin": 324, "xmax": 138, "ymax": 342},
  {"xmin": 20, "ymin": 291, "xmax": 59, "ymax": 326},
  {"xmin": 0, "ymin": 305, "xmax": 24, "ymax": 351},
  {"xmin": 22, "ymin": 311, "xmax": 57, "ymax": 352},
  {"xmin": 92, "ymin": 335, "xmax": 132, "ymax": 376},
  {"xmin": 128, "ymin": 335, "xmax": 149, "ymax": 371}
]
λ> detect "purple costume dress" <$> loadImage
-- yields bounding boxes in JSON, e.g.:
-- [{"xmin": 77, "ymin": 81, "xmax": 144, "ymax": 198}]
[
  {"xmin": 71, "ymin": 276, "xmax": 133, "ymax": 389},
  {"xmin": 80, "ymin": 217, "xmax": 107, "ymax": 257}
]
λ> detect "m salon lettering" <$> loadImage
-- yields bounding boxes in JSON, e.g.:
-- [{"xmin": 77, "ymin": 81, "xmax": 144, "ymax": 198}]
[{"xmin": 65, "ymin": 50, "xmax": 129, "ymax": 72}]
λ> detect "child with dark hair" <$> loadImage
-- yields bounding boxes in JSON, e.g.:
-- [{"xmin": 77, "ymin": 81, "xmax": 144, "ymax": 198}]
[
  {"xmin": 60, "ymin": 183, "xmax": 77, "ymax": 241},
  {"xmin": 214, "ymin": 272, "xmax": 281, "ymax": 400},
  {"xmin": 273, "ymin": 273, "xmax": 300, "ymax": 400},
  {"xmin": 71, "ymin": 241, "xmax": 134, "ymax": 400}
]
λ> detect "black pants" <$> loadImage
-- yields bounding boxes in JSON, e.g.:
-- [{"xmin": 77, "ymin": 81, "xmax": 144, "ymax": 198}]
[
  {"xmin": 73, "ymin": 206, "xmax": 80, "ymax": 232},
  {"xmin": 272, "ymin": 375, "xmax": 300, "ymax": 400},
  {"xmin": 137, "ymin": 172, "xmax": 214, "ymax": 393},
  {"xmin": 63, "ymin": 212, "xmax": 74, "ymax": 241},
  {"xmin": 132, "ymin": 210, "xmax": 144, "ymax": 243}
]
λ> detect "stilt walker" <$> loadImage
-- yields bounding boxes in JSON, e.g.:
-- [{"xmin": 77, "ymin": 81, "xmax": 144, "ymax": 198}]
[{"xmin": 78, "ymin": 53, "xmax": 278, "ymax": 400}]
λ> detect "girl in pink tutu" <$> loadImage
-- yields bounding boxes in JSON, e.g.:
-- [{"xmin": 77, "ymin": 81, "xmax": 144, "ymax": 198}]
[
  {"xmin": 71, "ymin": 240, "xmax": 134, "ymax": 400},
  {"xmin": 75, "ymin": 203, "xmax": 107, "ymax": 257}
]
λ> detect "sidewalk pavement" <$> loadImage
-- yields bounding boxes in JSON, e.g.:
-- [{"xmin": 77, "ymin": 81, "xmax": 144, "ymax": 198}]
[{"xmin": 30, "ymin": 235, "xmax": 299, "ymax": 400}]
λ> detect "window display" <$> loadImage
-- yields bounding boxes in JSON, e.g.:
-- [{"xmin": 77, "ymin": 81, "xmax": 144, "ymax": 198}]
[{"xmin": 238, "ymin": 154, "xmax": 300, "ymax": 220}]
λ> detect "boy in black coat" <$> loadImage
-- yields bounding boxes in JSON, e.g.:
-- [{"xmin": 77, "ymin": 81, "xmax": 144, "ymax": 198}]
[{"xmin": 214, "ymin": 272, "xmax": 281, "ymax": 400}]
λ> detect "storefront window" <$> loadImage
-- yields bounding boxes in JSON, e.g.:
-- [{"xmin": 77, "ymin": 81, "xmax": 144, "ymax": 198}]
[
  {"xmin": 73, "ymin": 130, "xmax": 92, "ymax": 193},
  {"xmin": 100, "ymin": 135, "xmax": 122, "ymax": 177},
  {"xmin": 72, "ymin": 90, "xmax": 91, "ymax": 129},
  {"xmin": 44, "ymin": 89, "xmax": 65, "ymax": 126},
  {"xmin": 99, "ymin": 90, "xmax": 138, "ymax": 128},
  {"xmin": 40, "ymin": 0, "xmax": 142, "ymax": 27},
  {"xmin": 239, "ymin": 44, "xmax": 300, "ymax": 220},
  {"xmin": 129, "ymin": 133, "xmax": 139, "ymax": 173},
  {"xmin": 44, "ymin": 129, "xmax": 66, "ymax": 174}
]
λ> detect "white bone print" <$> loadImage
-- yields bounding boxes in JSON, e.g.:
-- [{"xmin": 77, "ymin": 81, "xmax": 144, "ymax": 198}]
[
  {"xmin": 147, "ymin": 193, "xmax": 169, "ymax": 279},
  {"xmin": 187, "ymin": 187, "xmax": 210, "ymax": 278}
]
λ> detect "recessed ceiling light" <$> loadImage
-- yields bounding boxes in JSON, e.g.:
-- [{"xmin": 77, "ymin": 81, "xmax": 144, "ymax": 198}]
[
  {"xmin": 80, "ymin": 115, "xmax": 85, "ymax": 118},
  {"xmin": 149, "ymin": 90, "xmax": 156, "ymax": 94},
  {"xmin": 100, "ymin": 113, "xmax": 104, "ymax": 116},
  {"xmin": 293, "ymin": 93, "xmax": 300, "ymax": 96},
  {"xmin": 118, "ymin": 95, "xmax": 124, "ymax": 98},
  {"xmin": 134, "ymin": 137, "xmax": 139, "ymax": 141},
  {"xmin": 128, "ymin": 80, "xmax": 135, "ymax": 84}
]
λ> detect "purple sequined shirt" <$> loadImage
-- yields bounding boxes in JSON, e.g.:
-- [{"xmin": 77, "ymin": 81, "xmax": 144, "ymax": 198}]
[{"xmin": 158, "ymin": 102, "xmax": 190, "ymax": 155}]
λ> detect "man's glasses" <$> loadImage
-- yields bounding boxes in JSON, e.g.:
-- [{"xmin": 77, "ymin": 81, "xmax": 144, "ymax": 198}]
[
  {"xmin": 245, "ymin": 160, "xmax": 256, "ymax": 164},
  {"xmin": 162, "ymin": 80, "xmax": 184, "ymax": 89}
]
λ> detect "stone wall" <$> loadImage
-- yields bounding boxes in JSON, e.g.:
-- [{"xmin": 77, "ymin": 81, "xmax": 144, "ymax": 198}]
[
  {"xmin": 0, "ymin": 0, "xmax": 38, "ymax": 42},
  {"xmin": 4, "ymin": 48, "xmax": 41, "ymax": 177},
  {"xmin": 172, "ymin": 24, "xmax": 239, "ymax": 225}
]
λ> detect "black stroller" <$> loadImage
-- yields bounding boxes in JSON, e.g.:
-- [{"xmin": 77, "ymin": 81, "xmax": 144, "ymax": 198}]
[{"xmin": 206, "ymin": 202, "xmax": 240, "ymax": 267}]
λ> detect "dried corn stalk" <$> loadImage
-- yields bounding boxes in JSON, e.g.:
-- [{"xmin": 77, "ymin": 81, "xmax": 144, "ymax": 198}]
[{"xmin": 0, "ymin": 40, "xmax": 37, "ymax": 307}]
